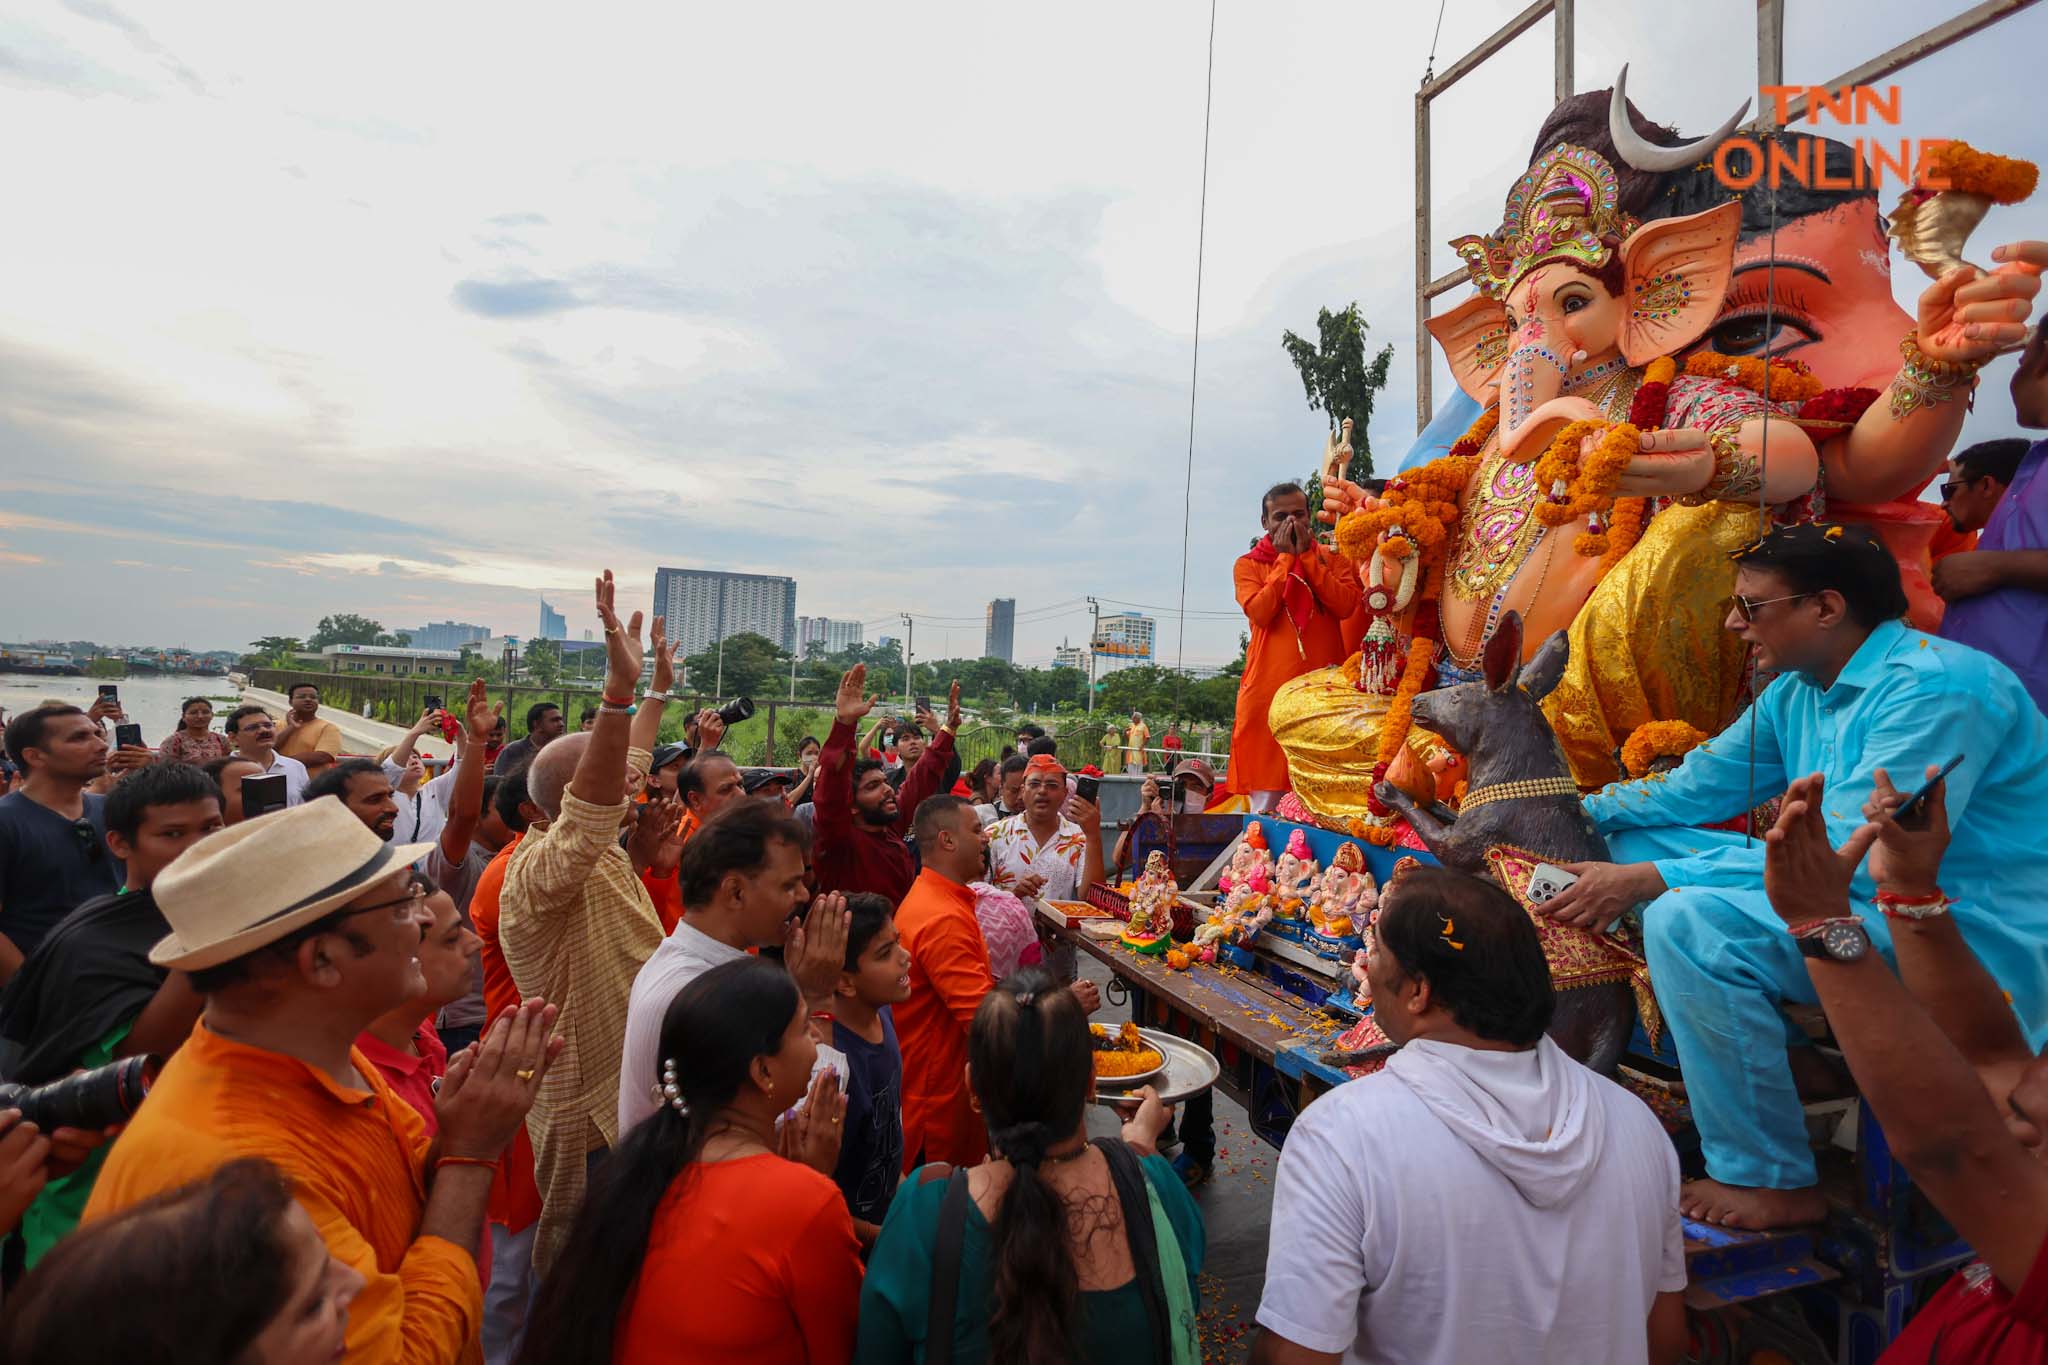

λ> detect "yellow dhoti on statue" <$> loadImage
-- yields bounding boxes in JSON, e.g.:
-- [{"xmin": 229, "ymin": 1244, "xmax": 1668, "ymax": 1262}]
[
  {"xmin": 1543, "ymin": 501, "xmax": 1764, "ymax": 788},
  {"xmin": 1269, "ymin": 665, "xmax": 1443, "ymax": 826}
]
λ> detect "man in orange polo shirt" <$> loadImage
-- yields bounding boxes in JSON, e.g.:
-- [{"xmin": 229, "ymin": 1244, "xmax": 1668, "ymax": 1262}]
[
  {"xmin": 894, "ymin": 796, "xmax": 1099, "ymax": 1169},
  {"xmin": 83, "ymin": 798, "xmax": 560, "ymax": 1365}
]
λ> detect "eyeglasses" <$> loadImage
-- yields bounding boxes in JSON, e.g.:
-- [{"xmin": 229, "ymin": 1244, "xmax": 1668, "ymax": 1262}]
[
  {"xmin": 1732, "ymin": 591, "xmax": 1812, "ymax": 622},
  {"xmin": 71, "ymin": 818, "xmax": 104, "ymax": 862},
  {"xmin": 347, "ymin": 886, "xmax": 428, "ymax": 919}
]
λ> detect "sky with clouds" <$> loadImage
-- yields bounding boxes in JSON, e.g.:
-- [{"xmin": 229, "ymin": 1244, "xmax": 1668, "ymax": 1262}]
[{"xmin": 2, "ymin": 1, "xmax": 2043, "ymax": 666}]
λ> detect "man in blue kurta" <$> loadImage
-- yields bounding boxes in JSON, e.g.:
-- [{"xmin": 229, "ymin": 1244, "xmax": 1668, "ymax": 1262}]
[{"xmin": 1543, "ymin": 523, "xmax": 2048, "ymax": 1231}]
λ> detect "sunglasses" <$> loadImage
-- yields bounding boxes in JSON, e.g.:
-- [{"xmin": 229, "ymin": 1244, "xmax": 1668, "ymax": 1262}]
[
  {"xmin": 1731, "ymin": 591, "xmax": 1812, "ymax": 623},
  {"xmin": 1939, "ymin": 479, "xmax": 1959, "ymax": 500},
  {"xmin": 348, "ymin": 885, "xmax": 429, "ymax": 919}
]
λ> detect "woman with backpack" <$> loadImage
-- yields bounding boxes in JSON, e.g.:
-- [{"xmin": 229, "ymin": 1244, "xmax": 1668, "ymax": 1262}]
[{"xmin": 856, "ymin": 966, "xmax": 1203, "ymax": 1365}]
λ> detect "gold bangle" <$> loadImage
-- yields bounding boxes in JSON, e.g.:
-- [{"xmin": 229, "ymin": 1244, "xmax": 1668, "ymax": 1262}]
[{"xmin": 1888, "ymin": 328, "xmax": 1981, "ymax": 422}]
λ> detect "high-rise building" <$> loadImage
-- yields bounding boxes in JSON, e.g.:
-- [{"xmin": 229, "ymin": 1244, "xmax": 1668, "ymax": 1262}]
[
  {"xmin": 798, "ymin": 616, "xmax": 865, "ymax": 657},
  {"xmin": 406, "ymin": 621, "xmax": 490, "ymax": 652},
  {"xmin": 1091, "ymin": 612, "xmax": 1155, "ymax": 677},
  {"xmin": 537, "ymin": 598, "xmax": 567, "ymax": 641},
  {"xmin": 984, "ymin": 598, "xmax": 1016, "ymax": 663},
  {"xmin": 654, "ymin": 567, "xmax": 797, "ymax": 654}
]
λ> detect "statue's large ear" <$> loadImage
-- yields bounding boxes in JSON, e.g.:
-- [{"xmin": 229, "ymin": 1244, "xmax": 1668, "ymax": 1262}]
[
  {"xmin": 1483, "ymin": 611, "xmax": 1524, "ymax": 693},
  {"xmin": 1425, "ymin": 294, "xmax": 1513, "ymax": 404},
  {"xmin": 1617, "ymin": 200, "xmax": 1743, "ymax": 364},
  {"xmin": 1521, "ymin": 628, "xmax": 1570, "ymax": 703}
]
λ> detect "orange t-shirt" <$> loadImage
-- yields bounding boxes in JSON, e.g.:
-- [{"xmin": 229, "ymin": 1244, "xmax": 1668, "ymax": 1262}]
[
  {"xmin": 613, "ymin": 1153, "xmax": 861, "ymax": 1364},
  {"xmin": 892, "ymin": 868, "xmax": 996, "ymax": 1170},
  {"xmin": 469, "ymin": 835, "xmax": 541, "ymax": 1234},
  {"xmin": 83, "ymin": 1021, "xmax": 482, "ymax": 1364}
]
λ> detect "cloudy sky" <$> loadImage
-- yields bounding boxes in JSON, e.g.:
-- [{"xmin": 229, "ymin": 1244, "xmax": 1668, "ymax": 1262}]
[{"xmin": 2, "ymin": 1, "xmax": 2043, "ymax": 666}]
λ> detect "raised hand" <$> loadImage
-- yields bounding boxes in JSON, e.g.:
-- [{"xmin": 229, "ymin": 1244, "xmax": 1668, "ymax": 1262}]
[
  {"xmin": 1862, "ymin": 765, "xmax": 1951, "ymax": 898},
  {"xmin": 835, "ymin": 664, "xmax": 875, "ymax": 726},
  {"xmin": 1918, "ymin": 253, "xmax": 2041, "ymax": 363},
  {"xmin": 944, "ymin": 680, "xmax": 963, "ymax": 734},
  {"xmin": 784, "ymin": 1067, "xmax": 847, "ymax": 1176},
  {"xmin": 594, "ymin": 570, "xmax": 646, "ymax": 694},
  {"xmin": 648, "ymin": 615, "xmax": 675, "ymax": 696},
  {"xmin": 1762, "ymin": 773, "xmax": 1878, "ymax": 927},
  {"xmin": 786, "ymin": 892, "xmax": 851, "ymax": 1005},
  {"xmin": 435, "ymin": 998, "xmax": 563, "ymax": 1160},
  {"xmin": 629, "ymin": 795, "xmax": 689, "ymax": 875},
  {"xmin": 463, "ymin": 678, "xmax": 496, "ymax": 745}
]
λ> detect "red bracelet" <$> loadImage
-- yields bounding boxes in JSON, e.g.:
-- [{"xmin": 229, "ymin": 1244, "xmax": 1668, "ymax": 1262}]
[
  {"xmin": 602, "ymin": 693, "xmax": 634, "ymax": 707},
  {"xmin": 1875, "ymin": 888, "xmax": 1951, "ymax": 920},
  {"xmin": 810, "ymin": 1010, "xmax": 835, "ymax": 1023},
  {"xmin": 436, "ymin": 1154, "xmax": 497, "ymax": 1172}
]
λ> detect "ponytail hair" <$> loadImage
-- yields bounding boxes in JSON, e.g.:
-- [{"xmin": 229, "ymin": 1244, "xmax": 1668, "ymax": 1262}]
[
  {"xmin": 516, "ymin": 959, "xmax": 800, "ymax": 1365},
  {"xmin": 968, "ymin": 967, "xmax": 1094, "ymax": 1365}
]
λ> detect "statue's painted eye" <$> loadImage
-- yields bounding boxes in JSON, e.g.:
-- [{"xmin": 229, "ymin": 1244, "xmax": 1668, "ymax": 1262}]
[{"xmin": 1561, "ymin": 294, "xmax": 1588, "ymax": 314}]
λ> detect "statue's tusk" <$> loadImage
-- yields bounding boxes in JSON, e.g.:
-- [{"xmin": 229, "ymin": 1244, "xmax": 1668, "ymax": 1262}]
[{"xmin": 1607, "ymin": 64, "xmax": 1750, "ymax": 174}]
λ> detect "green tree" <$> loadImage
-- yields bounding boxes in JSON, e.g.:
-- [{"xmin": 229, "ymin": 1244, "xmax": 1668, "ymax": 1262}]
[
  {"xmin": 1281, "ymin": 302, "xmax": 1395, "ymax": 484},
  {"xmin": 248, "ymin": 635, "xmax": 304, "ymax": 666},
  {"xmin": 524, "ymin": 637, "xmax": 563, "ymax": 687},
  {"xmin": 307, "ymin": 614, "xmax": 385, "ymax": 650},
  {"xmin": 375, "ymin": 630, "xmax": 413, "ymax": 648},
  {"xmin": 682, "ymin": 632, "xmax": 788, "ymax": 699}
]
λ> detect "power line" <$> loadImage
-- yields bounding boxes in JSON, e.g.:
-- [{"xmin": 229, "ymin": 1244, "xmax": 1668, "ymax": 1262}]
[{"xmin": 1174, "ymin": 0, "xmax": 1219, "ymax": 713}]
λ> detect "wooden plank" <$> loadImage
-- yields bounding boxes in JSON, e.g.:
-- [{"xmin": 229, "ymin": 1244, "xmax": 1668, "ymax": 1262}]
[
  {"xmin": 1067, "ymin": 929, "xmax": 1314, "ymax": 1063},
  {"xmin": 1783, "ymin": 0, "xmax": 2043, "ymax": 125},
  {"xmin": 1419, "ymin": 0, "xmax": 1557, "ymax": 99}
]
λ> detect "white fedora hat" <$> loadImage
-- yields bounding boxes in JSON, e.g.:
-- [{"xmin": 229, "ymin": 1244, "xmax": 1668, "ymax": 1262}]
[{"xmin": 151, "ymin": 799, "xmax": 434, "ymax": 970}]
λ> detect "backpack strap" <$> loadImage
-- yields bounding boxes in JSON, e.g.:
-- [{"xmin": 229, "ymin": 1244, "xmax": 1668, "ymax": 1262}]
[
  {"xmin": 1094, "ymin": 1138, "xmax": 1172, "ymax": 1365},
  {"xmin": 924, "ymin": 1167, "xmax": 971, "ymax": 1365}
]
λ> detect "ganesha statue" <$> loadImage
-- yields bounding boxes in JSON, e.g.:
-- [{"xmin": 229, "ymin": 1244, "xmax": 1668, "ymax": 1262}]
[
  {"xmin": 1273, "ymin": 829, "xmax": 1319, "ymax": 914},
  {"xmin": 1308, "ymin": 841, "xmax": 1374, "ymax": 940},
  {"xmin": 1279, "ymin": 72, "xmax": 2036, "ymax": 800}
]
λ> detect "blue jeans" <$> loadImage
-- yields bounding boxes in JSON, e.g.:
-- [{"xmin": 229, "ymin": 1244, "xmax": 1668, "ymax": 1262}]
[{"xmin": 1613, "ymin": 825, "xmax": 1898, "ymax": 1190}]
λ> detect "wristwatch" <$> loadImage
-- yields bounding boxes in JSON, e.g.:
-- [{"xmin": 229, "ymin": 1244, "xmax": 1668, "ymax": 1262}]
[{"xmin": 1790, "ymin": 916, "xmax": 1871, "ymax": 963}]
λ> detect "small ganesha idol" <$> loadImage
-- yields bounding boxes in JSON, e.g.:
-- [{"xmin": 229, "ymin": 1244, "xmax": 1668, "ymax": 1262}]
[
  {"xmin": 1273, "ymin": 829, "xmax": 1319, "ymax": 918},
  {"xmin": 1309, "ymin": 841, "xmax": 1377, "ymax": 941},
  {"xmin": 1121, "ymin": 850, "xmax": 1178, "ymax": 956}
]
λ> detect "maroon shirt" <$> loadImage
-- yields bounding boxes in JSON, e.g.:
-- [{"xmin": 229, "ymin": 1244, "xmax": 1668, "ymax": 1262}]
[{"xmin": 813, "ymin": 718, "xmax": 954, "ymax": 904}]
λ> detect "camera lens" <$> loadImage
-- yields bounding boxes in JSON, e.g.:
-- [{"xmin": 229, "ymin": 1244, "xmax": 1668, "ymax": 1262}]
[
  {"xmin": 718, "ymin": 697, "xmax": 755, "ymax": 727},
  {"xmin": 0, "ymin": 1055, "xmax": 158, "ymax": 1131}
]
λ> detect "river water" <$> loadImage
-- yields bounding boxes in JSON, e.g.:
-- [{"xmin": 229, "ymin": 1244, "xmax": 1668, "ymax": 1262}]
[{"xmin": 0, "ymin": 673, "xmax": 244, "ymax": 749}]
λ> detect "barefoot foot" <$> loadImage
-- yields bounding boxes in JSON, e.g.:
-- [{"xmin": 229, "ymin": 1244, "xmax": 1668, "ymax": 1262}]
[{"xmin": 1678, "ymin": 1179, "xmax": 1826, "ymax": 1230}]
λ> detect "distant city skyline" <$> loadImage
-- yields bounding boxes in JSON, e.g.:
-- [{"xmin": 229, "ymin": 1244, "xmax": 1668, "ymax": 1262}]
[
  {"xmin": 537, "ymin": 598, "xmax": 567, "ymax": 640},
  {"xmin": 654, "ymin": 566, "xmax": 797, "ymax": 653},
  {"xmin": 984, "ymin": 598, "xmax": 1015, "ymax": 663}
]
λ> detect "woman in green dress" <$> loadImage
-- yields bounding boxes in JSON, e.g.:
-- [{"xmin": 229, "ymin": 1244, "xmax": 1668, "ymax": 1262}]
[{"xmin": 856, "ymin": 967, "xmax": 1204, "ymax": 1365}]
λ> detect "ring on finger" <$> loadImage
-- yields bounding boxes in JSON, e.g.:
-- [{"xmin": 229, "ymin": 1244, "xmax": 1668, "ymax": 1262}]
[{"xmin": 516, "ymin": 1068, "xmax": 536, "ymax": 1082}]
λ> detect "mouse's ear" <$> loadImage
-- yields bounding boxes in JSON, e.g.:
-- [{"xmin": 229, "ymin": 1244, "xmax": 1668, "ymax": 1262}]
[
  {"xmin": 1483, "ymin": 612, "xmax": 1524, "ymax": 693},
  {"xmin": 1521, "ymin": 629, "xmax": 1570, "ymax": 703}
]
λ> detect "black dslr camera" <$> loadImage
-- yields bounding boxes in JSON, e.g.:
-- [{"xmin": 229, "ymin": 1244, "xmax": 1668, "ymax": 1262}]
[{"xmin": 0, "ymin": 1055, "xmax": 159, "ymax": 1131}]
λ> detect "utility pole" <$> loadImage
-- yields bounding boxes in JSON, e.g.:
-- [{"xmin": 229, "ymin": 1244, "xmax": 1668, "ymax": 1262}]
[
  {"xmin": 1085, "ymin": 597, "xmax": 1100, "ymax": 714},
  {"xmin": 899, "ymin": 613, "xmax": 914, "ymax": 707},
  {"xmin": 789, "ymin": 639, "xmax": 799, "ymax": 700}
]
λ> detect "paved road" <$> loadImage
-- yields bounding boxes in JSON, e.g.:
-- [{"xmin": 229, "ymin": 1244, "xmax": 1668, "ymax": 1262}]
[{"xmin": 1077, "ymin": 953, "xmax": 1274, "ymax": 1363}]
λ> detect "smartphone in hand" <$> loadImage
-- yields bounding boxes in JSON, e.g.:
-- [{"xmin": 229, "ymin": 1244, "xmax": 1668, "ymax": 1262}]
[
  {"xmin": 1893, "ymin": 753, "xmax": 1965, "ymax": 824},
  {"xmin": 98, "ymin": 683, "xmax": 121, "ymax": 708},
  {"xmin": 1074, "ymin": 775, "xmax": 1100, "ymax": 804},
  {"xmin": 114, "ymin": 723, "xmax": 144, "ymax": 750}
]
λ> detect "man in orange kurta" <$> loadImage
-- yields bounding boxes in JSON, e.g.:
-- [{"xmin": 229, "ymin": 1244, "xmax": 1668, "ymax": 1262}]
[
  {"xmin": 893, "ymin": 797, "xmax": 1000, "ymax": 1170},
  {"xmin": 1229, "ymin": 481, "xmax": 1361, "ymax": 810}
]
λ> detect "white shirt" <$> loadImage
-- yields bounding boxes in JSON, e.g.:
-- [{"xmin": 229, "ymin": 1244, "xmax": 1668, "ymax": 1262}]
[
  {"xmin": 1258, "ymin": 1037, "xmax": 1684, "ymax": 1365},
  {"xmin": 257, "ymin": 751, "xmax": 310, "ymax": 807},
  {"xmin": 985, "ymin": 813, "xmax": 1086, "ymax": 900},
  {"xmin": 616, "ymin": 921, "xmax": 749, "ymax": 1135},
  {"xmin": 382, "ymin": 763, "xmax": 454, "ymax": 847}
]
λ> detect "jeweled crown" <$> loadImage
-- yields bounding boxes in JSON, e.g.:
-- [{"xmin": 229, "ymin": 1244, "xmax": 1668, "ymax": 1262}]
[{"xmin": 1451, "ymin": 143, "xmax": 1638, "ymax": 300}]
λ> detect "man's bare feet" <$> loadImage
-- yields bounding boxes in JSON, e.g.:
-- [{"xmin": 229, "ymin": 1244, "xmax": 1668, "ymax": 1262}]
[{"xmin": 1678, "ymin": 1179, "xmax": 1827, "ymax": 1230}]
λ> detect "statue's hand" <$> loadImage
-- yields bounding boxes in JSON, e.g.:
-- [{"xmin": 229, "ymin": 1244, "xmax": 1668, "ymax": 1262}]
[
  {"xmin": 1916, "ymin": 252, "xmax": 2041, "ymax": 363},
  {"xmin": 1616, "ymin": 427, "xmax": 1713, "ymax": 496},
  {"xmin": 1320, "ymin": 477, "xmax": 1375, "ymax": 524}
]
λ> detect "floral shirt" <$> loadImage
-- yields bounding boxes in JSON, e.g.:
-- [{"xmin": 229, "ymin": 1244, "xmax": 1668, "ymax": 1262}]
[
  {"xmin": 985, "ymin": 814, "xmax": 1087, "ymax": 901},
  {"xmin": 157, "ymin": 730, "xmax": 231, "ymax": 765}
]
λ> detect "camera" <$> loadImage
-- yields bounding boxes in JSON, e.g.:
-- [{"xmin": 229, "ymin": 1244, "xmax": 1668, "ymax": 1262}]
[
  {"xmin": 0, "ymin": 1054, "xmax": 158, "ymax": 1131},
  {"xmin": 717, "ymin": 696, "xmax": 755, "ymax": 727}
]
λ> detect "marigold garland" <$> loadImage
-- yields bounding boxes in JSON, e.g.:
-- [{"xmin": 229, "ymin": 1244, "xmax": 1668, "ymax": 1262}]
[
  {"xmin": 1533, "ymin": 419, "xmax": 1641, "ymax": 557},
  {"xmin": 1620, "ymin": 719, "xmax": 1710, "ymax": 779},
  {"xmin": 1921, "ymin": 141, "xmax": 2039, "ymax": 205},
  {"xmin": 1684, "ymin": 351, "xmax": 1823, "ymax": 403},
  {"xmin": 1597, "ymin": 497, "xmax": 1649, "ymax": 574},
  {"xmin": 1334, "ymin": 456, "xmax": 1471, "ymax": 564},
  {"xmin": 1373, "ymin": 637, "xmax": 1438, "ymax": 771}
]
